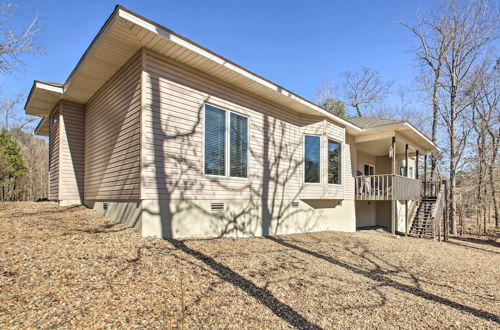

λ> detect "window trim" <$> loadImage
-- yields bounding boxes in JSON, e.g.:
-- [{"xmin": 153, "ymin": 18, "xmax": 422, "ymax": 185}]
[
  {"xmin": 364, "ymin": 163, "xmax": 375, "ymax": 176},
  {"xmin": 327, "ymin": 137, "xmax": 343, "ymax": 186},
  {"xmin": 202, "ymin": 103, "xmax": 250, "ymax": 180},
  {"xmin": 303, "ymin": 134, "xmax": 322, "ymax": 185}
]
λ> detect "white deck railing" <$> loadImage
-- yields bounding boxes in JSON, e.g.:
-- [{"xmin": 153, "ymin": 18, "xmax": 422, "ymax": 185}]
[{"xmin": 355, "ymin": 174, "xmax": 422, "ymax": 201}]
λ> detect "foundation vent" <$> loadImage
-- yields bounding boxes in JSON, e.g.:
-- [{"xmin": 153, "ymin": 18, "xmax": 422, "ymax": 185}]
[
  {"xmin": 102, "ymin": 202, "xmax": 108, "ymax": 211},
  {"xmin": 211, "ymin": 202, "xmax": 224, "ymax": 212},
  {"xmin": 291, "ymin": 202, "xmax": 299, "ymax": 208}
]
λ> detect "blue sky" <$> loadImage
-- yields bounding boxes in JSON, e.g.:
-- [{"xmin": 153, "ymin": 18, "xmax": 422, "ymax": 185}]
[{"xmin": 2, "ymin": 0, "xmax": 438, "ymax": 117}]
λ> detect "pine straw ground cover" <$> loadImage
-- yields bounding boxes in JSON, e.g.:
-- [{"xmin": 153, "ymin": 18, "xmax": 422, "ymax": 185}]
[{"xmin": 0, "ymin": 202, "xmax": 499, "ymax": 329}]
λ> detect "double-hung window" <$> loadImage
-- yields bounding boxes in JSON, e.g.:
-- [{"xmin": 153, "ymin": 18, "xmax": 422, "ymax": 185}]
[
  {"xmin": 204, "ymin": 104, "xmax": 248, "ymax": 178},
  {"xmin": 304, "ymin": 135, "xmax": 321, "ymax": 183},
  {"xmin": 328, "ymin": 139, "xmax": 342, "ymax": 184}
]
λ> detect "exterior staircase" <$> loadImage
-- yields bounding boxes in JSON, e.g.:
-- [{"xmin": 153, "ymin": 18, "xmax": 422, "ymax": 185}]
[{"xmin": 409, "ymin": 197, "xmax": 437, "ymax": 238}]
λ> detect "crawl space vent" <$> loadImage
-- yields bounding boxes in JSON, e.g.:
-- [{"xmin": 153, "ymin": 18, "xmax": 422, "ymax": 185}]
[
  {"xmin": 211, "ymin": 203, "xmax": 224, "ymax": 212},
  {"xmin": 291, "ymin": 202, "xmax": 299, "ymax": 208},
  {"xmin": 102, "ymin": 202, "xmax": 108, "ymax": 211}
]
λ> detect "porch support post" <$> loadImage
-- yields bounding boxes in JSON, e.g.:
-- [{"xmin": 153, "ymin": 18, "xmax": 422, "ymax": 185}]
[
  {"xmin": 424, "ymin": 154, "xmax": 428, "ymax": 196},
  {"xmin": 392, "ymin": 136, "xmax": 396, "ymax": 175},
  {"xmin": 391, "ymin": 136, "xmax": 396, "ymax": 235},
  {"xmin": 405, "ymin": 200, "xmax": 408, "ymax": 236},
  {"xmin": 405, "ymin": 144, "xmax": 409, "ymax": 177},
  {"xmin": 415, "ymin": 150, "xmax": 419, "ymax": 180}
]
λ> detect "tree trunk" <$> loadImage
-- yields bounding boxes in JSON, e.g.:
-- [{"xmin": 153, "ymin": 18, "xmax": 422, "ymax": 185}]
[
  {"xmin": 431, "ymin": 66, "xmax": 441, "ymax": 181},
  {"xmin": 487, "ymin": 131, "xmax": 499, "ymax": 229},
  {"xmin": 355, "ymin": 105, "xmax": 362, "ymax": 117},
  {"xmin": 449, "ymin": 65, "xmax": 457, "ymax": 235}
]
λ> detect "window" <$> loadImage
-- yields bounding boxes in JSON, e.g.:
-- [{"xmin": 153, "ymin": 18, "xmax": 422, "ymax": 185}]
[
  {"xmin": 229, "ymin": 112, "xmax": 248, "ymax": 178},
  {"xmin": 204, "ymin": 104, "xmax": 248, "ymax": 178},
  {"xmin": 409, "ymin": 166, "xmax": 414, "ymax": 178},
  {"xmin": 304, "ymin": 135, "xmax": 320, "ymax": 183},
  {"xmin": 399, "ymin": 166, "xmax": 406, "ymax": 176},
  {"xmin": 364, "ymin": 164, "xmax": 375, "ymax": 176},
  {"xmin": 328, "ymin": 140, "xmax": 342, "ymax": 184},
  {"xmin": 204, "ymin": 105, "xmax": 226, "ymax": 176}
]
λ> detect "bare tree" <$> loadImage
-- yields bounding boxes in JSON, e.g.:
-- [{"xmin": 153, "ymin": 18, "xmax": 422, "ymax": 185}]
[
  {"xmin": 0, "ymin": 2, "xmax": 45, "ymax": 201},
  {"xmin": 340, "ymin": 67, "xmax": 393, "ymax": 117},
  {"xmin": 439, "ymin": 0, "xmax": 498, "ymax": 235},
  {"xmin": 401, "ymin": 4, "xmax": 451, "ymax": 180},
  {"xmin": 315, "ymin": 80, "xmax": 347, "ymax": 117},
  {"xmin": 472, "ymin": 57, "xmax": 499, "ymax": 229},
  {"xmin": 0, "ymin": 2, "xmax": 41, "ymax": 74}
]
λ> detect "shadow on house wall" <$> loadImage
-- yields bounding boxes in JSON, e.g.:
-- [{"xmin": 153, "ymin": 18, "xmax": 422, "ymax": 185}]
[{"xmin": 143, "ymin": 66, "xmax": 319, "ymax": 238}]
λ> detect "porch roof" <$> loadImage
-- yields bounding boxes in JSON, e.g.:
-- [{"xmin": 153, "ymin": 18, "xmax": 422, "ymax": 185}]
[{"xmin": 346, "ymin": 117, "xmax": 406, "ymax": 129}]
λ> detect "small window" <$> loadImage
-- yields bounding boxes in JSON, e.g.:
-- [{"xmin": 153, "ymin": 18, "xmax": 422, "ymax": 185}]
[
  {"xmin": 328, "ymin": 139, "xmax": 341, "ymax": 184},
  {"xmin": 364, "ymin": 164, "xmax": 375, "ymax": 176},
  {"xmin": 399, "ymin": 166, "xmax": 406, "ymax": 176},
  {"xmin": 204, "ymin": 104, "xmax": 248, "ymax": 178},
  {"xmin": 304, "ymin": 135, "xmax": 320, "ymax": 183}
]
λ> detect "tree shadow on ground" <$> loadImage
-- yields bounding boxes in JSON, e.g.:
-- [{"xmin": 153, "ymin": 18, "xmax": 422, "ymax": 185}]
[
  {"xmin": 168, "ymin": 239, "xmax": 320, "ymax": 329},
  {"xmin": 451, "ymin": 236, "xmax": 499, "ymax": 247},
  {"xmin": 446, "ymin": 239, "xmax": 500, "ymax": 255},
  {"xmin": 267, "ymin": 236, "xmax": 500, "ymax": 324}
]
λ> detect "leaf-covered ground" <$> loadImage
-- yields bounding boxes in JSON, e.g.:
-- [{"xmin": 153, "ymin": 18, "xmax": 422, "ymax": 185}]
[{"xmin": 1, "ymin": 202, "xmax": 499, "ymax": 328}]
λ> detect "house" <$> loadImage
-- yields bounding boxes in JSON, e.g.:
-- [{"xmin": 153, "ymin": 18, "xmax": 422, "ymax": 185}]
[{"xmin": 25, "ymin": 6, "xmax": 441, "ymax": 239}]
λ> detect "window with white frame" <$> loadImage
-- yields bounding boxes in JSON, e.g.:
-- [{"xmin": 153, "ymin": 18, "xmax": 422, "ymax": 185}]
[
  {"xmin": 304, "ymin": 135, "xmax": 321, "ymax": 183},
  {"xmin": 204, "ymin": 104, "xmax": 248, "ymax": 178},
  {"xmin": 328, "ymin": 139, "xmax": 342, "ymax": 184}
]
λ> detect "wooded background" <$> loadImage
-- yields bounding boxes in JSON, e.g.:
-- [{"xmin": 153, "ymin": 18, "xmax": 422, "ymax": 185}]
[{"xmin": 0, "ymin": 0, "xmax": 498, "ymax": 237}]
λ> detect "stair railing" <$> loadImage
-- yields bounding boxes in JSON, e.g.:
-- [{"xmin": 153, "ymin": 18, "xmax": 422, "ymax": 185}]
[
  {"xmin": 406, "ymin": 200, "xmax": 420, "ymax": 235},
  {"xmin": 431, "ymin": 182, "xmax": 446, "ymax": 239}
]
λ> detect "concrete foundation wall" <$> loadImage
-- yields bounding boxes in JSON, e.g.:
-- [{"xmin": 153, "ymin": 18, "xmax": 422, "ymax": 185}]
[
  {"xmin": 355, "ymin": 201, "xmax": 376, "ymax": 228},
  {"xmin": 77, "ymin": 198, "xmax": 355, "ymax": 239},
  {"xmin": 375, "ymin": 201, "xmax": 392, "ymax": 229},
  {"xmin": 84, "ymin": 200, "xmax": 142, "ymax": 233},
  {"xmin": 141, "ymin": 199, "xmax": 356, "ymax": 239}
]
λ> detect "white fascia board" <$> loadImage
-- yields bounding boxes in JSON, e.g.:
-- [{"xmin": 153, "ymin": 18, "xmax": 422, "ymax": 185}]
[{"xmin": 35, "ymin": 81, "xmax": 64, "ymax": 94}]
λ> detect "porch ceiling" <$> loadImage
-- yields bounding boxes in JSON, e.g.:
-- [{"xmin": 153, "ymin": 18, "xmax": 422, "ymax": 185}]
[{"xmin": 356, "ymin": 137, "xmax": 418, "ymax": 157}]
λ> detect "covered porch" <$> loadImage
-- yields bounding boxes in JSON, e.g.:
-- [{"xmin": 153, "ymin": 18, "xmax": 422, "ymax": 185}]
[{"xmin": 351, "ymin": 123, "xmax": 439, "ymax": 235}]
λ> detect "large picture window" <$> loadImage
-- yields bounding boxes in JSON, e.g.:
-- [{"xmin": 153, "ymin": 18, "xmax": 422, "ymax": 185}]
[
  {"xmin": 304, "ymin": 135, "xmax": 320, "ymax": 183},
  {"xmin": 204, "ymin": 104, "xmax": 248, "ymax": 178},
  {"xmin": 328, "ymin": 140, "xmax": 342, "ymax": 184}
]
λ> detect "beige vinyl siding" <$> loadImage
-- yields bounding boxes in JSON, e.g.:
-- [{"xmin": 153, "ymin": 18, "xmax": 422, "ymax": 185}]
[
  {"xmin": 357, "ymin": 151, "xmax": 377, "ymax": 174},
  {"xmin": 59, "ymin": 101, "xmax": 85, "ymax": 200},
  {"xmin": 142, "ymin": 49, "xmax": 304, "ymax": 200},
  {"xmin": 141, "ymin": 49, "xmax": 352, "ymax": 201},
  {"xmin": 84, "ymin": 52, "xmax": 142, "ymax": 200},
  {"xmin": 376, "ymin": 156, "xmax": 393, "ymax": 175},
  {"xmin": 48, "ymin": 107, "xmax": 60, "ymax": 200},
  {"xmin": 344, "ymin": 134, "xmax": 357, "ymax": 200}
]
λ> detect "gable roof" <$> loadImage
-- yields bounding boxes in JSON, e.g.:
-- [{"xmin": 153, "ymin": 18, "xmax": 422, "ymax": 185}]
[
  {"xmin": 24, "ymin": 6, "xmax": 439, "ymax": 153},
  {"xmin": 25, "ymin": 5, "xmax": 359, "ymax": 133}
]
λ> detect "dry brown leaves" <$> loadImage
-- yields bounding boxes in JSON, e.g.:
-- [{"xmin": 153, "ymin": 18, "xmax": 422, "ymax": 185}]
[{"xmin": 0, "ymin": 202, "xmax": 499, "ymax": 329}]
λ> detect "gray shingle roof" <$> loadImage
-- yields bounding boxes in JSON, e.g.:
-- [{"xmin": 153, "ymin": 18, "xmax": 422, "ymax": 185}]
[{"xmin": 346, "ymin": 117, "xmax": 406, "ymax": 129}]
